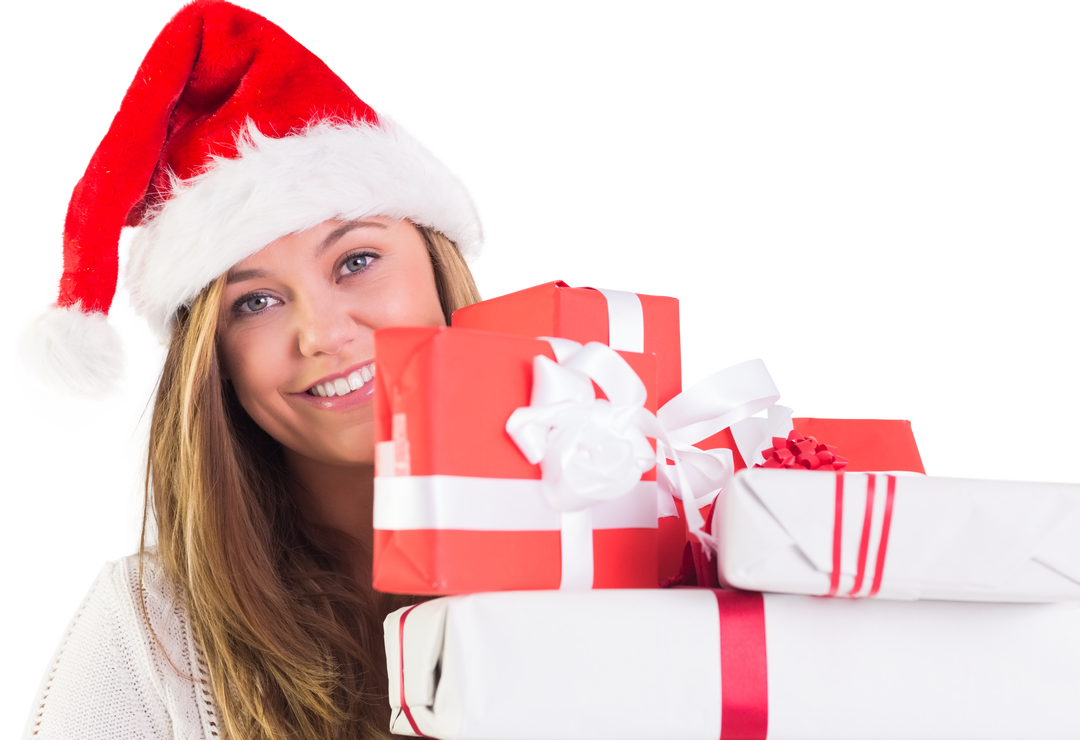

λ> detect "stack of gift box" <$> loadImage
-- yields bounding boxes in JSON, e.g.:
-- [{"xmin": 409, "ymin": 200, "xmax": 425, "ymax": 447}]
[{"xmin": 372, "ymin": 281, "xmax": 1080, "ymax": 740}]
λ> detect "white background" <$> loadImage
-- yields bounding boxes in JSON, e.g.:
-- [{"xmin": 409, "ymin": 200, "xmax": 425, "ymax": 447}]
[{"xmin": 10, "ymin": 2, "xmax": 1071, "ymax": 717}]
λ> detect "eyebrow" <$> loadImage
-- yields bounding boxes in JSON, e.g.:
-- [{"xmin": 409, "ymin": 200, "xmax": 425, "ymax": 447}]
[{"xmin": 225, "ymin": 219, "xmax": 389, "ymax": 284}]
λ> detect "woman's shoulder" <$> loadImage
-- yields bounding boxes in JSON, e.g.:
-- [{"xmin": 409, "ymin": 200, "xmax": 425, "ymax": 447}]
[{"xmin": 23, "ymin": 552, "xmax": 220, "ymax": 740}]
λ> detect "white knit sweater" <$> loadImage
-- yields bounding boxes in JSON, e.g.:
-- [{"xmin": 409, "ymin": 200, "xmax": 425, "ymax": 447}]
[{"xmin": 22, "ymin": 554, "xmax": 221, "ymax": 739}]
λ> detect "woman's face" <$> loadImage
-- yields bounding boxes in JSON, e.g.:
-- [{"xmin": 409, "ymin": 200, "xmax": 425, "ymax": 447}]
[{"xmin": 217, "ymin": 216, "xmax": 445, "ymax": 466}]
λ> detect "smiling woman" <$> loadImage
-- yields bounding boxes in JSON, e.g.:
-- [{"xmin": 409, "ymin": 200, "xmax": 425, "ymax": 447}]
[
  {"xmin": 218, "ymin": 218, "xmax": 448, "ymax": 466},
  {"xmin": 21, "ymin": 1, "xmax": 481, "ymax": 739}
]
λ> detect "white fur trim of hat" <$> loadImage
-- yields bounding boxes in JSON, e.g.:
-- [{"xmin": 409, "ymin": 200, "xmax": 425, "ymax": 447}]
[{"xmin": 128, "ymin": 118, "xmax": 482, "ymax": 341}]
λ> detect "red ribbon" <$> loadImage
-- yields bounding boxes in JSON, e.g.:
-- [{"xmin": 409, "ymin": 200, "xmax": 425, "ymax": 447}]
[
  {"xmin": 850, "ymin": 474, "xmax": 876, "ymax": 596},
  {"xmin": 398, "ymin": 604, "xmax": 428, "ymax": 737},
  {"xmin": 828, "ymin": 473, "xmax": 844, "ymax": 596},
  {"xmin": 757, "ymin": 429, "xmax": 849, "ymax": 471},
  {"xmin": 713, "ymin": 590, "xmax": 769, "ymax": 740},
  {"xmin": 869, "ymin": 475, "xmax": 897, "ymax": 597},
  {"xmin": 828, "ymin": 473, "xmax": 896, "ymax": 598}
]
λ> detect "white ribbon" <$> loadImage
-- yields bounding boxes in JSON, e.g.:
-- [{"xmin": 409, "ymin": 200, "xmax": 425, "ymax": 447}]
[
  {"xmin": 653, "ymin": 359, "xmax": 794, "ymax": 549},
  {"xmin": 506, "ymin": 340, "xmax": 659, "ymax": 589},
  {"xmin": 577, "ymin": 287, "xmax": 795, "ymax": 554}
]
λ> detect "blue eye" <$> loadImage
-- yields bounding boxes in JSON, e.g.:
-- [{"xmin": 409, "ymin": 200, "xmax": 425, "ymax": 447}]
[
  {"xmin": 233, "ymin": 293, "xmax": 280, "ymax": 314},
  {"xmin": 340, "ymin": 252, "xmax": 376, "ymax": 275}
]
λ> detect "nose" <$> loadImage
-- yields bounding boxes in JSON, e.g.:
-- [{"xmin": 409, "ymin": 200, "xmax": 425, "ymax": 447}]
[{"xmin": 295, "ymin": 293, "xmax": 357, "ymax": 357}]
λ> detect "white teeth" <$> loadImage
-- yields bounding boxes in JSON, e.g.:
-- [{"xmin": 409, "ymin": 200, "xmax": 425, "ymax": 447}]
[{"xmin": 307, "ymin": 365, "xmax": 376, "ymax": 397}]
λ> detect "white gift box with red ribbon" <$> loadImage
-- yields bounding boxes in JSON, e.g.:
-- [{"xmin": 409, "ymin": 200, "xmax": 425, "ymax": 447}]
[
  {"xmin": 715, "ymin": 468, "xmax": 1080, "ymax": 601},
  {"xmin": 384, "ymin": 588, "xmax": 1080, "ymax": 739}
]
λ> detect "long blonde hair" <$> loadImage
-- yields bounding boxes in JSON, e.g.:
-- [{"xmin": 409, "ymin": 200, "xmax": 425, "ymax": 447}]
[{"xmin": 142, "ymin": 225, "xmax": 479, "ymax": 739}]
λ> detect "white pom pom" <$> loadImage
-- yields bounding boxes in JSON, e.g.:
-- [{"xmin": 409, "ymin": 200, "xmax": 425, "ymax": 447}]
[{"xmin": 22, "ymin": 304, "xmax": 124, "ymax": 397}]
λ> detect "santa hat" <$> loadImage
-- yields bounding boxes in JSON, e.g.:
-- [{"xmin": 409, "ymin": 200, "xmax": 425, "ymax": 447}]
[{"xmin": 26, "ymin": 0, "xmax": 482, "ymax": 396}]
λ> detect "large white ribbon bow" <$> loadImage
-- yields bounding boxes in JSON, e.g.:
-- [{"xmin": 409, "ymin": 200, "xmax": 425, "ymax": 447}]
[
  {"xmin": 504, "ymin": 333, "xmax": 793, "ymax": 576},
  {"xmin": 506, "ymin": 338, "xmax": 658, "ymax": 589}
]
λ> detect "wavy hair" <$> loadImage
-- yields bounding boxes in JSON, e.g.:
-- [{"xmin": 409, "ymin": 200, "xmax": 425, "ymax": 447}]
[{"xmin": 141, "ymin": 226, "xmax": 479, "ymax": 739}]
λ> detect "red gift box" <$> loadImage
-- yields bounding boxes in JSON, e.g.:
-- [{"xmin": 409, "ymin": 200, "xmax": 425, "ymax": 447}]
[
  {"xmin": 452, "ymin": 280, "xmax": 682, "ymax": 407},
  {"xmin": 372, "ymin": 326, "xmax": 660, "ymax": 594},
  {"xmin": 695, "ymin": 417, "xmax": 925, "ymax": 473}
]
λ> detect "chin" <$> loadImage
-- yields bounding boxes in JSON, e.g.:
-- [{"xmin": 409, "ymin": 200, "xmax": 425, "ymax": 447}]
[{"xmin": 311, "ymin": 431, "xmax": 376, "ymax": 467}]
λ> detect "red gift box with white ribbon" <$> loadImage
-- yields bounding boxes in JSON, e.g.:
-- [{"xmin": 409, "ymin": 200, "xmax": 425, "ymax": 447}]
[
  {"xmin": 453, "ymin": 283, "xmax": 789, "ymax": 584},
  {"xmin": 385, "ymin": 588, "xmax": 1080, "ymax": 739},
  {"xmin": 372, "ymin": 326, "xmax": 661, "ymax": 594}
]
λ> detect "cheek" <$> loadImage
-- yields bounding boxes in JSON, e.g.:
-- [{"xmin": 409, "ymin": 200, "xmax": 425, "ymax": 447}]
[
  {"xmin": 413, "ymin": 267, "xmax": 445, "ymax": 323},
  {"xmin": 218, "ymin": 328, "xmax": 289, "ymax": 419}
]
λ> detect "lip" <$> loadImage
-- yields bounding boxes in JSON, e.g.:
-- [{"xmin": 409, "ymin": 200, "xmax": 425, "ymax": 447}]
[
  {"xmin": 300, "ymin": 358, "xmax": 375, "ymax": 393},
  {"xmin": 288, "ymin": 360, "xmax": 376, "ymax": 412}
]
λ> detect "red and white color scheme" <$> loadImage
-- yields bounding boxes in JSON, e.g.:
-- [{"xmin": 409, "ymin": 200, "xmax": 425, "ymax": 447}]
[
  {"xmin": 385, "ymin": 588, "xmax": 1080, "ymax": 739},
  {"xmin": 454, "ymin": 281, "xmax": 687, "ymax": 584},
  {"xmin": 694, "ymin": 418, "xmax": 925, "ymax": 474},
  {"xmin": 27, "ymin": 0, "xmax": 480, "ymax": 396},
  {"xmin": 452, "ymin": 281, "xmax": 682, "ymax": 406},
  {"xmin": 450, "ymin": 281, "xmax": 790, "ymax": 582},
  {"xmin": 715, "ymin": 468, "xmax": 1080, "ymax": 601},
  {"xmin": 372, "ymin": 326, "xmax": 660, "ymax": 594}
]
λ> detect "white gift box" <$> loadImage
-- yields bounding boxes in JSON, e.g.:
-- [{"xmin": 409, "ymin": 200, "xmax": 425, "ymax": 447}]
[
  {"xmin": 715, "ymin": 468, "xmax": 1080, "ymax": 602},
  {"xmin": 385, "ymin": 588, "xmax": 1080, "ymax": 740}
]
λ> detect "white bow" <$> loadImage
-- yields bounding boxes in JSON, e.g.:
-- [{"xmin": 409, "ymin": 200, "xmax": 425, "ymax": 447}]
[
  {"xmin": 507, "ymin": 339, "xmax": 657, "ymax": 512},
  {"xmin": 506, "ymin": 338, "xmax": 658, "ymax": 589},
  {"xmin": 654, "ymin": 359, "xmax": 794, "ymax": 549}
]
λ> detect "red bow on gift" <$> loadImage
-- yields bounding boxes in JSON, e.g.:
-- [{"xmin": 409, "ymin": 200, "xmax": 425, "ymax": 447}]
[{"xmin": 755, "ymin": 429, "xmax": 849, "ymax": 471}]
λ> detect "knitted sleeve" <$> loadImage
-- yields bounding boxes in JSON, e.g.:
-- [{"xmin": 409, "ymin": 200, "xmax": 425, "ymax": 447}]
[{"xmin": 21, "ymin": 558, "xmax": 203, "ymax": 740}]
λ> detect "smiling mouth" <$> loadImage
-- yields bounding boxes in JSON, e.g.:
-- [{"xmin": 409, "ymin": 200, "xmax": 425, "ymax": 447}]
[{"xmin": 306, "ymin": 363, "xmax": 376, "ymax": 398}]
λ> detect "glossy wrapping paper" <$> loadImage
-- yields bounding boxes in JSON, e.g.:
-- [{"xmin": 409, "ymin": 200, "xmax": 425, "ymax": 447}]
[
  {"xmin": 372, "ymin": 326, "xmax": 660, "ymax": 594},
  {"xmin": 385, "ymin": 588, "xmax": 1080, "ymax": 739},
  {"xmin": 716, "ymin": 468, "xmax": 1080, "ymax": 602}
]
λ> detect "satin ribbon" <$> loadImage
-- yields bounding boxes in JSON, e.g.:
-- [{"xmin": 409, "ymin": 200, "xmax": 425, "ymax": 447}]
[
  {"xmin": 714, "ymin": 590, "xmax": 769, "ymax": 740},
  {"xmin": 591, "ymin": 287, "xmax": 794, "ymax": 548},
  {"xmin": 373, "ymin": 476, "xmax": 658, "ymax": 531},
  {"xmin": 506, "ymin": 338, "xmax": 658, "ymax": 589},
  {"xmin": 829, "ymin": 473, "xmax": 897, "ymax": 598},
  {"xmin": 655, "ymin": 361, "xmax": 793, "ymax": 546}
]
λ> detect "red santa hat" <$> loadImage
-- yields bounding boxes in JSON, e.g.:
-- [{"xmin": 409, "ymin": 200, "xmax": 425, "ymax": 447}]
[{"xmin": 27, "ymin": 0, "xmax": 482, "ymax": 396}]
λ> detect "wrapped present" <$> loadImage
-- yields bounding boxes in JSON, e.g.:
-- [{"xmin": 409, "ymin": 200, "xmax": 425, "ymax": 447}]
[
  {"xmin": 715, "ymin": 468, "xmax": 1080, "ymax": 601},
  {"xmin": 452, "ymin": 281, "xmax": 682, "ymax": 406},
  {"xmin": 453, "ymin": 280, "xmax": 685, "ymax": 584},
  {"xmin": 695, "ymin": 417, "xmax": 926, "ymax": 472},
  {"xmin": 372, "ymin": 326, "xmax": 661, "ymax": 594},
  {"xmin": 784, "ymin": 417, "xmax": 924, "ymax": 473},
  {"xmin": 385, "ymin": 588, "xmax": 1080, "ymax": 739}
]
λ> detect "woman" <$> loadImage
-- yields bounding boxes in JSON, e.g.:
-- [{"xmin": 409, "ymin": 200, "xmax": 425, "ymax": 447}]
[{"xmin": 24, "ymin": 2, "xmax": 480, "ymax": 738}]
